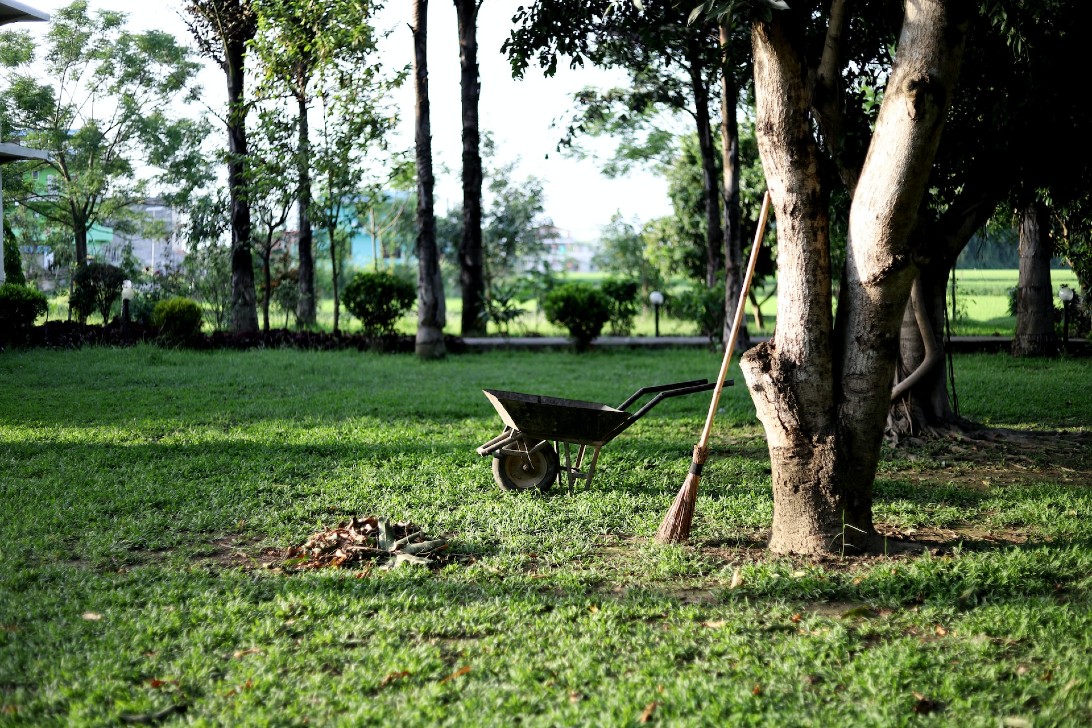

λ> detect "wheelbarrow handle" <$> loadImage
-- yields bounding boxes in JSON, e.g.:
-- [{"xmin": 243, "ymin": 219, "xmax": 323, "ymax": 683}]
[
  {"xmin": 616, "ymin": 379, "xmax": 710, "ymax": 411},
  {"xmin": 603, "ymin": 380, "xmax": 724, "ymax": 443}
]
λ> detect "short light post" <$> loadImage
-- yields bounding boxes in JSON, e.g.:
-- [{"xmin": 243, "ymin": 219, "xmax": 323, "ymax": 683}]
[
  {"xmin": 1058, "ymin": 284, "xmax": 1074, "ymax": 351},
  {"xmin": 649, "ymin": 290, "xmax": 664, "ymax": 338},
  {"xmin": 121, "ymin": 279, "xmax": 134, "ymax": 329}
]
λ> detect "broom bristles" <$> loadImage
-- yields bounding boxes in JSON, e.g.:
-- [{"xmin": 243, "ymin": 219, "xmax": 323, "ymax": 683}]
[{"xmin": 655, "ymin": 446, "xmax": 707, "ymax": 544}]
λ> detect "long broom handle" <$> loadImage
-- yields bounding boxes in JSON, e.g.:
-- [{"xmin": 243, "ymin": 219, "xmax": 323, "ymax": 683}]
[{"xmin": 697, "ymin": 190, "xmax": 772, "ymax": 448}]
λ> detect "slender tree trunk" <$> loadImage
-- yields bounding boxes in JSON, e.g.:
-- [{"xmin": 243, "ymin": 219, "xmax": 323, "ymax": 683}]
[
  {"xmin": 720, "ymin": 25, "xmax": 746, "ymax": 345},
  {"xmin": 741, "ymin": 1, "xmax": 969, "ymax": 555},
  {"xmin": 455, "ymin": 0, "xmax": 484, "ymax": 336},
  {"xmin": 74, "ymin": 223, "xmax": 88, "ymax": 267},
  {"xmin": 261, "ymin": 242, "xmax": 272, "ymax": 332},
  {"xmin": 225, "ymin": 36, "xmax": 258, "ymax": 335},
  {"xmin": 413, "ymin": 0, "xmax": 446, "ymax": 359},
  {"xmin": 329, "ymin": 225, "xmax": 340, "ymax": 334},
  {"xmin": 295, "ymin": 89, "xmax": 317, "ymax": 327},
  {"xmin": 686, "ymin": 37, "xmax": 723, "ymax": 288},
  {"xmin": 1013, "ymin": 201, "xmax": 1057, "ymax": 356}
]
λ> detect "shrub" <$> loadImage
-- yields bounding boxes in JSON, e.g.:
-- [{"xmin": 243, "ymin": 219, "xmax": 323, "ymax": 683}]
[
  {"xmin": 153, "ymin": 297, "xmax": 204, "ymax": 344},
  {"xmin": 482, "ymin": 281, "xmax": 527, "ymax": 336},
  {"xmin": 600, "ymin": 277, "xmax": 640, "ymax": 336},
  {"xmin": 343, "ymin": 270, "xmax": 416, "ymax": 336},
  {"xmin": 0, "ymin": 283, "xmax": 48, "ymax": 344},
  {"xmin": 71, "ymin": 262, "xmax": 126, "ymax": 323},
  {"xmin": 542, "ymin": 282, "xmax": 610, "ymax": 351},
  {"xmin": 670, "ymin": 282, "xmax": 726, "ymax": 343}
]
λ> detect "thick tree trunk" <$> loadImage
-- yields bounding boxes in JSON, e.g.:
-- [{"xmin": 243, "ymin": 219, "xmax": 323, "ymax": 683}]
[
  {"xmin": 226, "ymin": 37, "xmax": 258, "ymax": 335},
  {"xmin": 742, "ymin": 1, "xmax": 969, "ymax": 555},
  {"xmin": 455, "ymin": 0, "xmax": 485, "ymax": 336},
  {"xmin": 1012, "ymin": 201, "xmax": 1057, "ymax": 356},
  {"xmin": 295, "ymin": 90, "xmax": 317, "ymax": 328},
  {"xmin": 687, "ymin": 38, "xmax": 723, "ymax": 289},
  {"xmin": 74, "ymin": 223, "xmax": 88, "ymax": 267},
  {"xmin": 719, "ymin": 26, "xmax": 746, "ymax": 345},
  {"xmin": 413, "ymin": 0, "xmax": 446, "ymax": 359}
]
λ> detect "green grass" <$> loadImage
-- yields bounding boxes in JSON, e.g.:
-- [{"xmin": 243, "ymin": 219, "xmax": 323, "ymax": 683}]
[{"xmin": 1, "ymin": 348, "xmax": 1091, "ymax": 725}]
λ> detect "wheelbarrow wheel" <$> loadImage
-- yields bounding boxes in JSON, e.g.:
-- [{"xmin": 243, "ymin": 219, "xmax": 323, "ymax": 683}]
[{"xmin": 492, "ymin": 441, "xmax": 560, "ymax": 492}]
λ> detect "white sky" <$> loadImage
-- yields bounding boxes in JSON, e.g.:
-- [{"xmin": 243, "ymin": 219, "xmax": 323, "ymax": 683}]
[{"xmin": 21, "ymin": 0, "xmax": 672, "ymax": 241}]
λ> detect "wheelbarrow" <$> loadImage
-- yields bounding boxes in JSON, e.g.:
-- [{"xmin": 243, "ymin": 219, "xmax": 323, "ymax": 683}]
[{"xmin": 476, "ymin": 379, "xmax": 726, "ymax": 491}]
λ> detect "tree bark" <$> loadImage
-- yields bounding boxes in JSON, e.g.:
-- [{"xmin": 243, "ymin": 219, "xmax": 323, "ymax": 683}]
[
  {"xmin": 295, "ymin": 89, "xmax": 317, "ymax": 328},
  {"xmin": 1012, "ymin": 201, "xmax": 1057, "ymax": 356},
  {"xmin": 225, "ymin": 30, "xmax": 258, "ymax": 335},
  {"xmin": 686, "ymin": 36, "xmax": 723, "ymax": 289},
  {"xmin": 455, "ymin": 0, "xmax": 485, "ymax": 336},
  {"xmin": 719, "ymin": 25, "xmax": 746, "ymax": 346},
  {"xmin": 413, "ymin": 0, "xmax": 447, "ymax": 359},
  {"xmin": 74, "ymin": 222, "xmax": 88, "ymax": 267},
  {"xmin": 741, "ymin": 0, "xmax": 969, "ymax": 555}
]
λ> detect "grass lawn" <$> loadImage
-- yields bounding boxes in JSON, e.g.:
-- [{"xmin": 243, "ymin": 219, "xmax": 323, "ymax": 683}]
[{"xmin": 1, "ymin": 347, "xmax": 1091, "ymax": 725}]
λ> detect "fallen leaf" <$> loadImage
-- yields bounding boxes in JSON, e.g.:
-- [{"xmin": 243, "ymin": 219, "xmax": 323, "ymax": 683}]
[
  {"xmin": 729, "ymin": 568, "xmax": 744, "ymax": 589},
  {"xmin": 1001, "ymin": 718, "xmax": 1032, "ymax": 728},
  {"xmin": 791, "ymin": 570, "xmax": 807, "ymax": 578},
  {"xmin": 81, "ymin": 612, "xmax": 102, "ymax": 621},
  {"xmin": 439, "ymin": 665, "xmax": 471, "ymax": 684},
  {"xmin": 790, "ymin": 614, "xmax": 802, "ymax": 624},
  {"xmin": 380, "ymin": 671, "xmax": 410, "ymax": 688},
  {"xmin": 752, "ymin": 683, "xmax": 762, "ymax": 696},
  {"xmin": 840, "ymin": 606, "xmax": 874, "ymax": 620},
  {"xmin": 934, "ymin": 625, "xmax": 948, "ymax": 637},
  {"xmin": 639, "ymin": 701, "xmax": 657, "ymax": 723},
  {"xmin": 702, "ymin": 620, "xmax": 727, "ymax": 629},
  {"xmin": 232, "ymin": 647, "xmax": 262, "ymax": 659},
  {"xmin": 569, "ymin": 691, "xmax": 584, "ymax": 703},
  {"xmin": 588, "ymin": 605, "xmax": 600, "ymax": 614}
]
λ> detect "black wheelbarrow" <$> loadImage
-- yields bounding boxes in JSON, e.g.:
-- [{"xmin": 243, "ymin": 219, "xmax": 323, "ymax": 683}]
[{"xmin": 476, "ymin": 379, "xmax": 725, "ymax": 491}]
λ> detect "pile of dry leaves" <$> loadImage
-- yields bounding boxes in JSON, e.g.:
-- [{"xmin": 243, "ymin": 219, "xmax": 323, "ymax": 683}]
[{"xmin": 283, "ymin": 516, "xmax": 461, "ymax": 571}]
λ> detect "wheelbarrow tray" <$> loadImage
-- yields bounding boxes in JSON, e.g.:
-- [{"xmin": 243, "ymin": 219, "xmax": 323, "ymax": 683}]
[{"xmin": 482, "ymin": 389, "xmax": 630, "ymax": 447}]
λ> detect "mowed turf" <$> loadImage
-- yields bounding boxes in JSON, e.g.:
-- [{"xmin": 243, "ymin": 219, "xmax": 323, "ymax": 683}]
[{"xmin": 1, "ymin": 347, "xmax": 1090, "ymax": 726}]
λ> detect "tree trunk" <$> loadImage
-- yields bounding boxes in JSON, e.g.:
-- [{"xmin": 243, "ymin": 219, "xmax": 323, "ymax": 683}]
[
  {"xmin": 74, "ymin": 223, "xmax": 88, "ymax": 267},
  {"xmin": 686, "ymin": 37, "xmax": 723, "ymax": 289},
  {"xmin": 413, "ymin": 0, "xmax": 447, "ymax": 359},
  {"xmin": 1012, "ymin": 201, "xmax": 1057, "ymax": 356},
  {"xmin": 741, "ymin": 1, "xmax": 969, "ymax": 556},
  {"xmin": 455, "ymin": 0, "xmax": 485, "ymax": 336},
  {"xmin": 329, "ymin": 225, "xmax": 340, "ymax": 334},
  {"xmin": 719, "ymin": 25, "xmax": 746, "ymax": 345},
  {"xmin": 261, "ymin": 241, "xmax": 272, "ymax": 332},
  {"xmin": 225, "ymin": 35, "xmax": 258, "ymax": 335},
  {"xmin": 295, "ymin": 90, "xmax": 317, "ymax": 328}
]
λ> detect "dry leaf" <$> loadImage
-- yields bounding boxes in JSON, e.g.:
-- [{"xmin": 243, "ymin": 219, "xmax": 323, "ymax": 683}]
[
  {"xmin": 81, "ymin": 612, "xmax": 102, "ymax": 621},
  {"xmin": 439, "ymin": 665, "xmax": 471, "ymax": 684},
  {"xmin": 752, "ymin": 683, "xmax": 762, "ymax": 696},
  {"xmin": 638, "ymin": 701, "xmax": 658, "ymax": 723},
  {"xmin": 702, "ymin": 620, "xmax": 727, "ymax": 629},
  {"xmin": 380, "ymin": 671, "xmax": 410, "ymax": 688},
  {"xmin": 729, "ymin": 568, "xmax": 744, "ymax": 589},
  {"xmin": 790, "ymin": 614, "xmax": 802, "ymax": 624},
  {"xmin": 232, "ymin": 647, "xmax": 262, "ymax": 659},
  {"xmin": 911, "ymin": 692, "xmax": 941, "ymax": 715},
  {"xmin": 569, "ymin": 691, "xmax": 584, "ymax": 703},
  {"xmin": 934, "ymin": 625, "xmax": 948, "ymax": 637},
  {"xmin": 1001, "ymin": 719, "xmax": 1032, "ymax": 728}
]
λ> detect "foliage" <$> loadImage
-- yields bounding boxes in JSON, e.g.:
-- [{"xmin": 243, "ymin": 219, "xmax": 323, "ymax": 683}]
[
  {"xmin": 152, "ymin": 297, "xmax": 204, "ymax": 343},
  {"xmin": 542, "ymin": 282, "xmax": 611, "ymax": 350},
  {"xmin": 269, "ymin": 250, "xmax": 300, "ymax": 329},
  {"xmin": 342, "ymin": 270, "xmax": 416, "ymax": 336},
  {"xmin": 3, "ymin": 228, "xmax": 26, "ymax": 285},
  {"xmin": 593, "ymin": 214, "xmax": 663, "ymax": 295},
  {"xmin": 481, "ymin": 281, "xmax": 527, "ymax": 336},
  {"xmin": 0, "ymin": 282, "xmax": 47, "ymax": 342},
  {"xmin": 0, "ymin": 0, "xmax": 210, "ymax": 263},
  {"xmin": 185, "ymin": 243, "xmax": 233, "ymax": 331},
  {"xmin": 600, "ymin": 277, "xmax": 640, "ymax": 335},
  {"xmin": 669, "ymin": 280, "xmax": 726, "ymax": 342},
  {"xmin": 70, "ymin": 262, "xmax": 126, "ymax": 323}
]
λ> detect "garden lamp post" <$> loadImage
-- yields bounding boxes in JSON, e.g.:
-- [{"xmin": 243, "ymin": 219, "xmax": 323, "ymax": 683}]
[
  {"xmin": 649, "ymin": 291, "xmax": 664, "ymax": 337},
  {"xmin": 1058, "ymin": 284, "xmax": 1074, "ymax": 350},
  {"xmin": 121, "ymin": 280, "xmax": 134, "ymax": 328}
]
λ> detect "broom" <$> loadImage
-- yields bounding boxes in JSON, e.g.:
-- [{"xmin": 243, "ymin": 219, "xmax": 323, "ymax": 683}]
[{"xmin": 655, "ymin": 190, "xmax": 772, "ymax": 544}]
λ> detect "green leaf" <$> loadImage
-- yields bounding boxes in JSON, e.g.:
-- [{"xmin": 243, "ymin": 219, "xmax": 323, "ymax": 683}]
[
  {"xmin": 758, "ymin": 0, "xmax": 791, "ymax": 10},
  {"xmin": 688, "ymin": 4, "xmax": 707, "ymax": 25}
]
